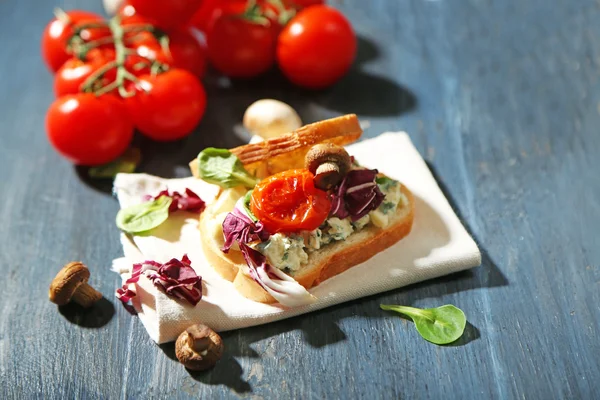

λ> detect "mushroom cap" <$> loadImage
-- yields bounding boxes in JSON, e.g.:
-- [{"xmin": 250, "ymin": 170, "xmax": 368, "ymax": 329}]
[
  {"xmin": 305, "ymin": 143, "xmax": 351, "ymax": 174},
  {"xmin": 175, "ymin": 324, "xmax": 224, "ymax": 371},
  {"xmin": 243, "ymin": 99, "xmax": 302, "ymax": 139},
  {"xmin": 49, "ymin": 262, "xmax": 90, "ymax": 305}
]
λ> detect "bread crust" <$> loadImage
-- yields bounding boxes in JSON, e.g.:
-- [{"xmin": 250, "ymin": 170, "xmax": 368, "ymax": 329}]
[
  {"xmin": 189, "ymin": 114, "xmax": 362, "ymax": 179},
  {"xmin": 200, "ymin": 185, "xmax": 414, "ymax": 304}
]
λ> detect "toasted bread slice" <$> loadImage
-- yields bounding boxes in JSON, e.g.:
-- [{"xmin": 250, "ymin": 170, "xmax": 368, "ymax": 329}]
[
  {"xmin": 190, "ymin": 114, "xmax": 362, "ymax": 179},
  {"xmin": 200, "ymin": 185, "xmax": 414, "ymax": 304}
]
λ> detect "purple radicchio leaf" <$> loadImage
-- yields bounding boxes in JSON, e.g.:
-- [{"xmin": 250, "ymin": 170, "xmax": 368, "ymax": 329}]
[
  {"xmin": 238, "ymin": 243, "xmax": 316, "ymax": 307},
  {"xmin": 221, "ymin": 207, "xmax": 269, "ymax": 253},
  {"xmin": 220, "ymin": 206, "xmax": 313, "ymax": 306},
  {"xmin": 115, "ymin": 255, "xmax": 203, "ymax": 312},
  {"xmin": 144, "ymin": 189, "xmax": 206, "ymax": 213},
  {"xmin": 330, "ymin": 169, "xmax": 385, "ymax": 221}
]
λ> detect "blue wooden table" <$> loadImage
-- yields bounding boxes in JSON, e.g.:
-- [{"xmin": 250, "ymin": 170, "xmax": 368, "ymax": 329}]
[{"xmin": 1, "ymin": 0, "xmax": 599, "ymax": 398}]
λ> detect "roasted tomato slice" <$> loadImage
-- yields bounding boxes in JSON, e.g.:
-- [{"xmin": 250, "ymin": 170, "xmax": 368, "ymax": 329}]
[{"xmin": 250, "ymin": 169, "xmax": 331, "ymax": 233}]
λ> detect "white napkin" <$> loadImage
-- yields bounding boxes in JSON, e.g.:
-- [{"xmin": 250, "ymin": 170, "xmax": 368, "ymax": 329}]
[{"xmin": 113, "ymin": 132, "xmax": 481, "ymax": 344}]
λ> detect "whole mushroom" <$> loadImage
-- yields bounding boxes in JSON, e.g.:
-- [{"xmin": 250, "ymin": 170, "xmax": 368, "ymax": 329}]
[
  {"xmin": 49, "ymin": 262, "xmax": 103, "ymax": 308},
  {"xmin": 305, "ymin": 143, "xmax": 352, "ymax": 190},
  {"xmin": 175, "ymin": 324, "xmax": 224, "ymax": 371},
  {"xmin": 243, "ymin": 99, "xmax": 302, "ymax": 139}
]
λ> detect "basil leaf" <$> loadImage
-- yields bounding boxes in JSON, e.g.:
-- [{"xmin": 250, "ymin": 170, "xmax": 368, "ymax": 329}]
[
  {"xmin": 243, "ymin": 190, "xmax": 258, "ymax": 222},
  {"xmin": 380, "ymin": 304, "xmax": 466, "ymax": 345},
  {"xmin": 197, "ymin": 148, "xmax": 258, "ymax": 189},
  {"xmin": 89, "ymin": 148, "xmax": 141, "ymax": 178},
  {"xmin": 116, "ymin": 196, "xmax": 173, "ymax": 234}
]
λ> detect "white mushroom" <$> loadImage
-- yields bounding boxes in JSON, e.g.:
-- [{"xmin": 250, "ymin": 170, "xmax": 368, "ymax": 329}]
[{"xmin": 242, "ymin": 99, "xmax": 302, "ymax": 139}]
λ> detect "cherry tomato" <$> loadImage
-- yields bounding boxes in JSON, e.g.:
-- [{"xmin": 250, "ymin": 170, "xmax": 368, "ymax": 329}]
[
  {"xmin": 127, "ymin": 0, "xmax": 204, "ymax": 30},
  {"xmin": 190, "ymin": 0, "xmax": 237, "ymax": 33},
  {"xmin": 250, "ymin": 169, "xmax": 331, "ymax": 233},
  {"xmin": 41, "ymin": 11, "xmax": 110, "ymax": 72},
  {"xmin": 277, "ymin": 6, "xmax": 356, "ymax": 89},
  {"xmin": 191, "ymin": 1, "xmax": 281, "ymax": 34},
  {"xmin": 207, "ymin": 14, "xmax": 277, "ymax": 78},
  {"xmin": 46, "ymin": 94, "xmax": 134, "ymax": 165},
  {"xmin": 133, "ymin": 27, "xmax": 207, "ymax": 77},
  {"xmin": 125, "ymin": 69, "xmax": 207, "ymax": 141},
  {"xmin": 284, "ymin": 0, "xmax": 324, "ymax": 9},
  {"xmin": 118, "ymin": 3, "xmax": 155, "ymax": 26},
  {"xmin": 54, "ymin": 58, "xmax": 103, "ymax": 97},
  {"xmin": 53, "ymin": 48, "xmax": 118, "ymax": 96}
]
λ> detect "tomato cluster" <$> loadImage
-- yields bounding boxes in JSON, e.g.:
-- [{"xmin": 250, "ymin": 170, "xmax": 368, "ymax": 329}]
[
  {"xmin": 41, "ymin": 1, "xmax": 356, "ymax": 167},
  {"xmin": 197, "ymin": 0, "xmax": 356, "ymax": 87}
]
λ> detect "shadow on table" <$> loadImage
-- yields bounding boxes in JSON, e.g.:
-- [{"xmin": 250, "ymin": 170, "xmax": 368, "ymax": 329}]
[
  {"xmin": 58, "ymin": 297, "xmax": 115, "ymax": 328},
  {"xmin": 446, "ymin": 321, "xmax": 480, "ymax": 346},
  {"xmin": 158, "ymin": 342, "xmax": 252, "ymax": 394},
  {"xmin": 74, "ymin": 165, "xmax": 115, "ymax": 195}
]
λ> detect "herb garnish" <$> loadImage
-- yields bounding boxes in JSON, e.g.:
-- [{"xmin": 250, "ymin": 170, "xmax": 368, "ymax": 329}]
[{"xmin": 197, "ymin": 148, "xmax": 258, "ymax": 189}]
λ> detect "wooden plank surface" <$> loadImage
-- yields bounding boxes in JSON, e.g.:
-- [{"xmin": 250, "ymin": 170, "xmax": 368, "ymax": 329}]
[{"xmin": 1, "ymin": 0, "xmax": 599, "ymax": 398}]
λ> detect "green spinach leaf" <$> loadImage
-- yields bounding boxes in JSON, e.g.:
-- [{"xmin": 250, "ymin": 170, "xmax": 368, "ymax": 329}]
[
  {"xmin": 380, "ymin": 304, "xmax": 466, "ymax": 345},
  {"xmin": 116, "ymin": 196, "xmax": 173, "ymax": 234},
  {"xmin": 197, "ymin": 148, "xmax": 258, "ymax": 189}
]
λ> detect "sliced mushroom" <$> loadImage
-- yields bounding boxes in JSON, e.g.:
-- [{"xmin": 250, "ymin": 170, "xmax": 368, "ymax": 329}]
[
  {"xmin": 175, "ymin": 324, "xmax": 224, "ymax": 371},
  {"xmin": 305, "ymin": 143, "xmax": 352, "ymax": 190},
  {"xmin": 49, "ymin": 262, "xmax": 103, "ymax": 308}
]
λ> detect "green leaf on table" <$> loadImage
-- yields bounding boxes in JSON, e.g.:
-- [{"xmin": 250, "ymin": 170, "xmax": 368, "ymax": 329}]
[
  {"xmin": 116, "ymin": 196, "xmax": 173, "ymax": 234},
  {"xmin": 380, "ymin": 304, "xmax": 466, "ymax": 345},
  {"xmin": 89, "ymin": 148, "xmax": 141, "ymax": 178},
  {"xmin": 197, "ymin": 148, "xmax": 258, "ymax": 189}
]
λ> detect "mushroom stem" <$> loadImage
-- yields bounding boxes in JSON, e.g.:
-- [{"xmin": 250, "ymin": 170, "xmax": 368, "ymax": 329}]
[
  {"xmin": 314, "ymin": 162, "xmax": 342, "ymax": 190},
  {"xmin": 189, "ymin": 334, "xmax": 211, "ymax": 354},
  {"xmin": 72, "ymin": 283, "xmax": 103, "ymax": 308}
]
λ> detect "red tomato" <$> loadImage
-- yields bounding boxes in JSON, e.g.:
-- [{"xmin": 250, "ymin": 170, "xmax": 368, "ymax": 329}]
[
  {"xmin": 207, "ymin": 14, "xmax": 277, "ymax": 78},
  {"xmin": 190, "ymin": 0, "xmax": 235, "ymax": 33},
  {"xmin": 41, "ymin": 11, "xmax": 110, "ymax": 72},
  {"xmin": 133, "ymin": 27, "xmax": 207, "ymax": 77},
  {"xmin": 46, "ymin": 94, "xmax": 134, "ymax": 165},
  {"xmin": 191, "ymin": 1, "xmax": 280, "ymax": 34},
  {"xmin": 125, "ymin": 69, "xmax": 206, "ymax": 141},
  {"xmin": 127, "ymin": 0, "xmax": 204, "ymax": 30},
  {"xmin": 277, "ymin": 6, "xmax": 356, "ymax": 89},
  {"xmin": 118, "ymin": 4, "xmax": 155, "ymax": 26},
  {"xmin": 285, "ymin": 0, "xmax": 324, "ymax": 9},
  {"xmin": 53, "ymin": 48, "xmax": 118, "ymax": 96},
  {"xmin": 54, "ymin": 58, "xmax": 104, "ymax": 97},
  {"xmin": 250, "ymin": 169, "xmax": 331, "ymax": 233}
]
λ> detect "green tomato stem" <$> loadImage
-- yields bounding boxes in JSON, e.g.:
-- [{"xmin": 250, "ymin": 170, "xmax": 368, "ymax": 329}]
[
  {"xmin": 75, "ymin": 15, "xmax": 169, "ymax": 98},
  {"xmin": 121, "ymin": 24, "xmax": 155, "ymax": 34},
  {"xmin": 81, "ymin": 60, "xmax": 118, "ymax": 92},
  {"xmin": 81, "ymin": 36, "xmax": 116, "ymax": 50}
]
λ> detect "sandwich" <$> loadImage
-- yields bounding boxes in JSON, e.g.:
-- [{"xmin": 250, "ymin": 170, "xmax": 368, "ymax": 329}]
[{"xmin": 189, "ymin": 114, "xmax": 414, "ymax": 306}]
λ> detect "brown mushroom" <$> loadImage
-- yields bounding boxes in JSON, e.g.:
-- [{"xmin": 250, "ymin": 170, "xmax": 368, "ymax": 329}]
[
  {"xmin": 49, "ymin": 262, "xmax": 103, "ymax": 308},
  {"xmin": 175, "ymin": 324, "xmax": 224, "ymax": 371},
  {"xmin": 305, "ymin": 143, "xmax": 352, "ymax": 190}
]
